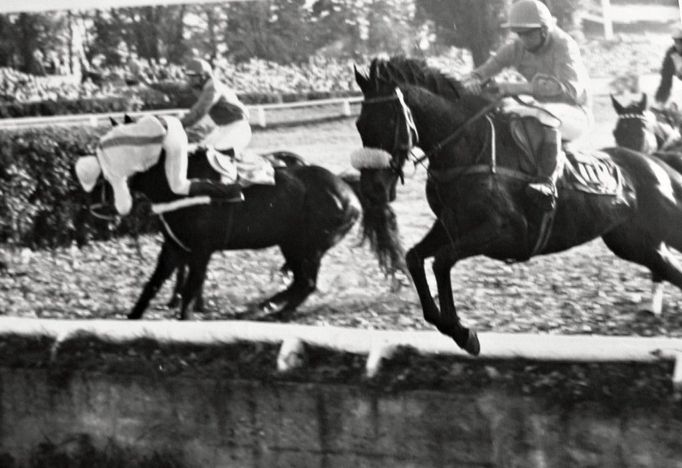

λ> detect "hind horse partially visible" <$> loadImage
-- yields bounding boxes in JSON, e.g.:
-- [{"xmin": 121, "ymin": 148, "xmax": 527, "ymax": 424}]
[
  {"xmin": 611, "ymin": 93, "xmax": 682, "ymax": 155},
  {"xmin": 352, "ymin": 56, "xmax": 682, "ymax": 355}
]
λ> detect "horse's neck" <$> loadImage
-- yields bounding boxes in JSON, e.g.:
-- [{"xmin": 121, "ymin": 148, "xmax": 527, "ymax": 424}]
[{"xmin": 406, "ymin": 89, "xmax": 489, "ymax": 168}]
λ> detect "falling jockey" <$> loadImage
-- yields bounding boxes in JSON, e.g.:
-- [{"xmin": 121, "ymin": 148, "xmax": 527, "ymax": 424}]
[{"xmin": 75, "ymin": 114, "xmax": 243, "ymax": 215}]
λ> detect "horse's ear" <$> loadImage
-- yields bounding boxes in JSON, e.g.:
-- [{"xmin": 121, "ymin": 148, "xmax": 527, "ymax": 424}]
[
  {"xmin": 610, "ymin": 94, "xmax": 624, "ymax": 115},
  {"xmin": 123, "ymin": 114, "xmax": 134, "ymax": 124},
  {"xmin": 354, "ymin": 64, "xmax": 369, "ymax": 94},
  {"xmin": 639, "ymin": 93, "xmax": 648, "ymax": 110},
  {"xmin": 109, "ymin": 117, "xmax": 119, "ymax": 127}
]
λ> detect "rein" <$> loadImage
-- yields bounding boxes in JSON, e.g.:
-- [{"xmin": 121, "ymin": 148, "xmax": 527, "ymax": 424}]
[
  {"xmin": 415, "ymin": 98, "xmax": 504, "ymax": 166},
  {"xmin": 151, "ymin": 196, "xmax": 212, "ymax": 253}
]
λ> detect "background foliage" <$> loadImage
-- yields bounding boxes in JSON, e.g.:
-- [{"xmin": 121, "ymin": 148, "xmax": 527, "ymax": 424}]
[{"xmin": 0, "ymin": 0, "xmax": 597, "ymax": 73}]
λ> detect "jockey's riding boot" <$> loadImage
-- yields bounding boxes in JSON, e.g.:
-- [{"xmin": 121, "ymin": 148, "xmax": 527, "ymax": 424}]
[
  {"xmin": 525, "ymin": 126, "xmax": 562, "ymax": 211},
  {"xmin": 188, "ymin": 180, "xmax": 243, "ymax": 202}
]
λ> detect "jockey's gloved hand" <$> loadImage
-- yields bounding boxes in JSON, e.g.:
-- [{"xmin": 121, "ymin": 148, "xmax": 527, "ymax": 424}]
[
  {"xmin": 188, "ymin": 180, "xmax": 242, "ymax": 200},
  {"xmin": 461, "ymin": 74, "xmax": 483, "ymax": 95}
]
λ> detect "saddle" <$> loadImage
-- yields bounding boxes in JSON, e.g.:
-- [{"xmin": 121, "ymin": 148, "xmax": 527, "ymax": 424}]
[
  {"xmin": 205, "ymin": 146, "xmax": 276, "ymax": 187},
  {"xmin": 508, "ymin": 116, "xmax": 622, "ymax": 196}
]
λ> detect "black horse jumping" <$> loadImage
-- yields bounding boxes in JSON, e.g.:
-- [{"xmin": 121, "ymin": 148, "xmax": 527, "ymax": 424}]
[
  {"xmin": 86, "ymin": 124, "xmax": 364, "ymax": 320},
  {"xmin": 353, "ymin": 56, "xmax": 682, "ymax": 355}
]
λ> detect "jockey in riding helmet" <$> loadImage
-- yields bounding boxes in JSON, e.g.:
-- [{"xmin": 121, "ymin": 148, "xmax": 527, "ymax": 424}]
[
  {"xmin": 75, "ymin": 115, "xmax": 243, "ymax": 215},
  {"xmin": 461, "ymin": 0, "xmax": 593, "ymax": 211},
  {"xmin": 183, "ymin": 58, "xmax": 252, "ymax": 155},
  {"xmin": 654, "ymin": 25, "xmax": 682, "ymax": 108}
]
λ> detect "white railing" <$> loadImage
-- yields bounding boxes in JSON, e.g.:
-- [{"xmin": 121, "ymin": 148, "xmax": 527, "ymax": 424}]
[
  {"xmin": 0, "ymin": 96, "xmax": 363, "ymax": 130},
  {"xmin": 3, "ymin": 317, "xmax": 682, "ymax": 389}
]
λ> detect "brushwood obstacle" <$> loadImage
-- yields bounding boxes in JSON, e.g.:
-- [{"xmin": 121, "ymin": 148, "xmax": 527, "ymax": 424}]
[{"xmin": 2, "ymin": 318, "xmax": 682, "ymax": 467}]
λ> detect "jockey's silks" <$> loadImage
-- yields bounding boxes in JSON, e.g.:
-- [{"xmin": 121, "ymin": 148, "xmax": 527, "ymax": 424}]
[
  {"xmin": 97, "ymin": 115, "xmax": 167, "ymax": 214},
  {"xmin": 98, "ymin": 115, "xmax": 166, "ymax": 180}
]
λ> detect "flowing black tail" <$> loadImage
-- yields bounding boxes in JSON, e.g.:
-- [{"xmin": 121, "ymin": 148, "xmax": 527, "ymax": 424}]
[{"xmin": 339, "ymin": 171, "xmax": 406, "ymax": 278}]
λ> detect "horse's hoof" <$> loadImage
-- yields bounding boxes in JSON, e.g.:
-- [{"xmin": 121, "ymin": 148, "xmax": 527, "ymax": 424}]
[{"xmin": 465, "ymin": 329, "xmax": 480, "ymax": 356}]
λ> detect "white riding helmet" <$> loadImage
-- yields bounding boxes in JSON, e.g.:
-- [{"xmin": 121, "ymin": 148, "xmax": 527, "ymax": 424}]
[
  {"xmin": 185, "ymin": 58, "xmax": 212, "ymax": 77},
  {"xmin": 502, "ymin": 0, "xmax": 554, "ymax": 30},
  {"xmin": 672, "ymin": 25, "xmax": 682, "ymax": 39},
  {"xmin": 75, "ymin": 155, "xmax": 102, "ymax": 193}
]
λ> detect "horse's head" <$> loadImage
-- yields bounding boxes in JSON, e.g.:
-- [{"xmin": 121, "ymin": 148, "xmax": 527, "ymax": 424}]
[
  {"xmin": 612, "ymin": 93, "xmax": 663, "ymax": 154},
  {"xmin": 351, "ymin": 65, "xmax": 417, "ymax": 205}
]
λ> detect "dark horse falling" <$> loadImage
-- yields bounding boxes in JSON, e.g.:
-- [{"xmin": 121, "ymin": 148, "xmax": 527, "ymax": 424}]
[
  {"xmin": 83, "ymin": 117, "xmax": 368, "ymax": 321},
  {"xmin": 353, "ymin": 56, "xmax": 682, "ymax": 355}
]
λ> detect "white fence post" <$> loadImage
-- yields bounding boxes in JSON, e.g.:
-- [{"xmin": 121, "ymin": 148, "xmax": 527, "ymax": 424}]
[
  {"xmin": 601, "ymin": 0, "xmax": 613, "ymax": 40},
  {"xmin": 256, "ymin": 106, "xmax": 266, "ymax": 128},
  {"xmin": 342, "ymin": 100, "xmax": 351, "ymax": 117}
]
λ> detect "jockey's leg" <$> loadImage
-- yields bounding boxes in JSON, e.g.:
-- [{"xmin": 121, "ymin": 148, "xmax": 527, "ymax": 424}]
[
  {"xmin": 526, "ymin": 125, "xmax": 562, "ymax": 211},
  {"xmin": 163, "ymin": 117, "xmax": 242, "ymax": 200}
]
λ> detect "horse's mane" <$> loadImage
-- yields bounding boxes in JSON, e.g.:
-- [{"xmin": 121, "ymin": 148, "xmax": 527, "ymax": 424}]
[{"xmin": 367, "ymin": 56, "xmax": 465, "ymax": 102}]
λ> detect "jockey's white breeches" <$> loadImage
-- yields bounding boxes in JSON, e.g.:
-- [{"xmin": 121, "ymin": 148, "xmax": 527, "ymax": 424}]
[
  {"xmin": 202, "ymin": 118, "xmax": 252, "ymax": 153},
  {"xmin": 501, "ymin": 98, "xmax": 593, "ymax": 141}
]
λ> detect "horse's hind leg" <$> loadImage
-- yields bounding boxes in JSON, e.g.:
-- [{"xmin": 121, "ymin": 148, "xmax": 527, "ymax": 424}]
[
  {"xmin": 602, "ymin": 229, "xmax": 682, "ymax": 315},
  {"xmin": 258, "ymin": 250, "xmax": 321, "ymax": 319},
  {"xmin": 129, "ymin": 242, "xmax": 182, "ymax": 320}
]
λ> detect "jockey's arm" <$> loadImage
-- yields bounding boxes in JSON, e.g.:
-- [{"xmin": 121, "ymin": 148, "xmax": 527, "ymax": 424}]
[
  {"xmin": 181, "ymin": 81, "xmax": 218, "ymax": 128},
  {"xmin": 471, "ymin": 42, "xmax": 516, "ymax": 82}
]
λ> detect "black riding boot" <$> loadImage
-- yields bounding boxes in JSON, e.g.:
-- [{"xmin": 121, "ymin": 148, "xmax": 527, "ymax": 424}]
[
  {"xmin": 525, "ymin": 126, "xmax": 562, "ymax": 211},
  {"xmin": 188, "ymin": 180, "xmax": 243, "ymax": 201}
]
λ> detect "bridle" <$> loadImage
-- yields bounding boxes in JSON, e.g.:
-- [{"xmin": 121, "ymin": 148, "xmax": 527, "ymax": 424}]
[
  {"xmin": 88, "ymin": 179, "xmax": 119, "ymax": 221},
  {"xmin": 361, "ymin": 88, "xmax": 420, "ymax": 183},
  {"xmin": 360, "ymin": 87, "xmax": 502, "ymax": 176}
]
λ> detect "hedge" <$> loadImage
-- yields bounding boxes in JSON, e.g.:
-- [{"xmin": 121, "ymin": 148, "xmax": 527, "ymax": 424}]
[
  {"xmin": 0, "ymin": 125, "xmax": 157, "ymax": 248},
  {"xmin": 0, "ymin": 86, "xmax": 361, "ymax": 119}
]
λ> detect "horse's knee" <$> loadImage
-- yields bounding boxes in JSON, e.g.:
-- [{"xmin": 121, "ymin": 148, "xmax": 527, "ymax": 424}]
[{"xmin": 432, "ymin": 254, "xmax": 454, "ymax": 276}]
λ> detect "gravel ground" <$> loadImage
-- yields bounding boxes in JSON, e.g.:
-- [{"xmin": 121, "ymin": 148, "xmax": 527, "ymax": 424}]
[{"xmin": 3, "ymin": 34, "xmax": 682, "ymax": 339}]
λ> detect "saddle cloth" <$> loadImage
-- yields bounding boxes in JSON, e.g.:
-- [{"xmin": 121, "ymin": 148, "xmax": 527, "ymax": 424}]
[
  {"xmin": 205, "ymin": 147, "xmax": 276, "ymax": 187},
  {"xmin": 561, "ymin": 149, "xmax": 623, "ymax": 196}
]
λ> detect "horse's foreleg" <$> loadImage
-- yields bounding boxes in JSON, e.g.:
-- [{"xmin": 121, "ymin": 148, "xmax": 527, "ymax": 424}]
[
  {"xmin": 258, "ymin": 253, "xmax": 321, "ymax": 319},
  {"xmin": 432, "ymin": 247, "xmax": 479, "ymax": 355},
  {"xmin": 179, "ymin": 253, "xmax": 211, "ymax": 320},
  {"xmin": 168, "ymin": 264, "xmax": 205, "ymax": 312},
  {"xmin": 429, "ymin": 213, "xmax": 512, "ymax": 355},
  {"xmin": 405, "ymin": 222, "xmax": 451, "ymax": 326},
  {"xmin": 167, "ymin": 265, "xmax": 186, "ymax": 308},
  {"xmin": 129, "ymin": 242, "xmax": 181, "ymax": 320}
]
